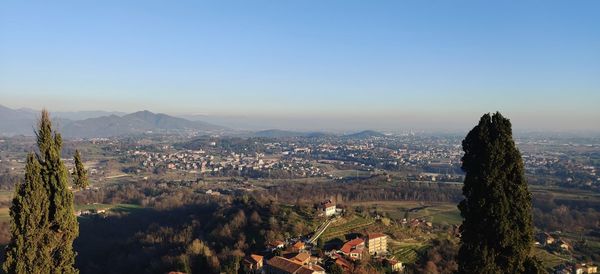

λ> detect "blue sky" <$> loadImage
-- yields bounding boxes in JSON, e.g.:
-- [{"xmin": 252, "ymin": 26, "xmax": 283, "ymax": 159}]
[{"xmin": 1, "ymin": 1, "xmax": 599, "ymax": 131}]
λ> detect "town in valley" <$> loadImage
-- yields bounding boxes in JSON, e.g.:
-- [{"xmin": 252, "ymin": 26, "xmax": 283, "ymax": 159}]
[{"xmin": 1, "ymin": 118, "xmax": 598, "ymax": 273}]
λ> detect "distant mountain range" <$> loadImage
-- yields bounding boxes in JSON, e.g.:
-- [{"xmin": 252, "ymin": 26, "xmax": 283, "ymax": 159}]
[
  {"xmin": 0, "ymin": 105, "xmax": 388, "ymax": 139},
  {"xmin": 0, "ymin": 105, "xmax": 41, "ymax": 136},
  {"xmin": 0, "ymin": 105, "xmax": 225, "ymax": 138}
]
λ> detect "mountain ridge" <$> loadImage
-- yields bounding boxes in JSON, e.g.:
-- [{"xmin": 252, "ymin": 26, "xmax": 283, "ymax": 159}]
[{"xmin": 0, "ymin": 105, "xmax": 226, "ymax": 137}]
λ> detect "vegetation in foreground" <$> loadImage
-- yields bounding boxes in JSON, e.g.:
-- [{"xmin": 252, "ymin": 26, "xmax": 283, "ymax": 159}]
[
  {"xmin": 3, "ymin": 111, "xmax": 78, "ymax": 274},
  {"xmin": 458, "ymin": 112, "xmax": 543, "ymax": 273}
]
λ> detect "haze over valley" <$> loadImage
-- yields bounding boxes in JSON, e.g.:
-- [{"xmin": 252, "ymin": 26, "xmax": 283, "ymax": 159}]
[{"xmin": 1, "ymin": 1, "xmax": 599, "ymax": 274}]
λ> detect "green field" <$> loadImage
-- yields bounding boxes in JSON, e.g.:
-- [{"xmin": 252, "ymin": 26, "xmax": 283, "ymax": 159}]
[
  {"xmin": 0, "ymin": 203, "xmax": 142, "ymax": 221},
  {"xmin": 76, "ymin": 203, "xmax": 141, "ymax": 214},
  {"xmin": 530, "ymin": 185, "xmax": 600, "ymax": 201},
  {"xmin": 531, "ymin": 247, "xmax": 571, "ymax": 270},
  {"xmin": 320, "ymin": 215, "xmax": 375, "ymax": 241},
  {"xmin": 348, "ymin": 200, "xmax": 462, "ymax": 225},
  {"xmin": 76, "ymin": 203, "xmax": 113, "ymax": 212},
  {"xmin": 388, "ymin": 239, "xmax": 429, "ymax": 263}
]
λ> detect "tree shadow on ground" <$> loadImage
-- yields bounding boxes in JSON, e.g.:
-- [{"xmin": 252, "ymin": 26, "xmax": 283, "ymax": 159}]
[{"xmin": 75, "ymin": 203, "xmax": 216, "ymax": 274}]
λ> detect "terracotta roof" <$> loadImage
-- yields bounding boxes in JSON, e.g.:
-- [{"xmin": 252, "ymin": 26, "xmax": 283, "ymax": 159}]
[
  {"xmin": 251, "ymin": 254, "xmax": 263, "ymax": 262},
  {"xmin": 296, "ymin": 264, "xmax": 325, "ymax": 274},
  {"xmin": 340, "ymin": 238, "xmax": 364, "ymax": 254},
  {"xmin": 334, "ymin": 254, "xmax": 352, "ymax": 269},
  {"xmin": 310, "ymin": 265, "xmax": 325, "ymax": 271},
  {"xmin": 244, "ymin": 254, "xmax": 263, "ymax": 264},
  {"xmin": 267, "ymin": 256, "xmax": 302, "ymax": 274},
  {"xmin": 293, "ymin": 241, "xmax": 305, "ymax": 249},
  {"xmin": 292, "ymin": 252, "xmax": 310, "ymax": 264},
  {"xmin": 367, "ymin": 233, "xmax": 387, "ymax": 240}
]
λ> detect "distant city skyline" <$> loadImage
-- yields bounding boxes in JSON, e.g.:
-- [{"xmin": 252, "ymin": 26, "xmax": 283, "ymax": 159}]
[{"xmin": 1, "ymin": 1, "xmax": 599, "ymax": 132}]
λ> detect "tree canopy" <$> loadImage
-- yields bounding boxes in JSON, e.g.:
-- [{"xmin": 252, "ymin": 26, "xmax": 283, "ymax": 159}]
[
  {"xmin": 457, "ymin": 112, "xmax": 544, "ymax": 274},
  {"xmin": 73, "ymin": 149, "xmax": 89, "ymax": 189},
  {"xmin": 3, "ymin": 110, "xmax": 79, "ymax": 274}
]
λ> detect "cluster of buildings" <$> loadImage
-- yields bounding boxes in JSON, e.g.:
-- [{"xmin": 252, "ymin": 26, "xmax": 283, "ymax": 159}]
[
  {"xmin": 243, "ymin": 252, "xmax": 326, "ymax": 274},
  {"xmin": 264, "ymin": 255, "xmax": 325, "ymax": 274},
  {"xmin": 536, "ymin": 232, "xmax": 572, "ymax": 251},
  {"xmin": 330, "ymin": 232, "xmax": 403, "ymax": 273},
  {"xmin": 242, "ymin": 200, "xmax": 399, "ymax": 274},
  {"xmin": 242, "ymin": 232, "xmax": 401, "ymax": 274},
  {"xmin": 535, "ymin": 232, "xmax": 600, "ymax": 274},
  {"xmin": 243, "ymin": 240, "xmax": 326, "ymax": 274},
  {"xmin": 127, "ymin": 148, "xmax": 330, "ymax": 178},
  {"xmin": 388, "ymin": 146, "xmax": 462, "ymax": 170},
  {"xmin": 124, "ymin": 134, "xmax": 600, "ymax": 189}
]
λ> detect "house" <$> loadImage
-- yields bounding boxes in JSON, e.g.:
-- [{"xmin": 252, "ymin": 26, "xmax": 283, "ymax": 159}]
[
  {"xmin": 265, "ymin": 256, "xmax": 324, "ymax": 274},
  {"xmin": 242, "ymin": 254, "xmax": 264, "ymax": 272},
  {"xmin": 292, "ymin": 241, "xmax": 305, "ymax": 252},
  {"xmin": 267, "ymin": 240, "xmax": 285, "ymax": 250},
  {"xmin": 557, "ymin": 239, "xmax": 570, "ymax": 251},
  {"xmin": 574, "ymin": 265, "xmax": 586, "ymax": 274},
  {"xmin": 536, "ymin": 232, "xmax": 555, "ymax": 246},
  {"xmin": 340, "ymin": 238, "xmax": 365, "ymax": 260},
  {"xmin": 574, "ymin": 264, "xmax": 598, "ymax": 274},
  {"xmin": 366, "ymin": 233, "xmax": 388, "ymax": 255},
  {"xmin": 266, "ymin": 256, "xmax": 300, "ymax": 274},
  {"xmin": 295, "ymin": 264, "xmax": 325, "ymax": 274},
  {"xmin": 291, "ymin": 252, "xmax": 311, "ymax": 265},
  {"xmin": 333, "ymin": 254, "xmax": 352, "ymax": 271},
  {"xmin": 385, "ymin": 259, "xmax": 404, "ymax": 272},
  {"xmin": 318, "ymin": 200, "xmax": 336, "ymax": 217}
]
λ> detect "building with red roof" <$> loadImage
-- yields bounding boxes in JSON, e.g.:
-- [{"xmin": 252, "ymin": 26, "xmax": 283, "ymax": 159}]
[{"xmin": 340, "ymin": 238, "xmax": 365, "ymax": 260}]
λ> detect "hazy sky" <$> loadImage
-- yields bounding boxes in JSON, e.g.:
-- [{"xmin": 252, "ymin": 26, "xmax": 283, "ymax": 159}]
[{"xmin": 1, "ymin": 1, "xmax": 599, "ymax": 131}]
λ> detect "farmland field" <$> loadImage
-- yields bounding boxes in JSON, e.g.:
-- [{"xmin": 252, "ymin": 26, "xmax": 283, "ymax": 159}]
[
  {"xmin": 76, "ymin": 203, "xmax": 142, "ymax": 214},
  {"xmin": 348, "ymin": 200, "xmax": 462, "ymax": 225},
  {"xmin": 388, "ymin": 238, "xmax": 429, "ymax": 263},
  {"xmin": 320, "ymin": 215, "xmax": 375, "ymax": 241},
  {"xmin": 531, "ymin": 247, "xmax": 571, "ymax": 270}
]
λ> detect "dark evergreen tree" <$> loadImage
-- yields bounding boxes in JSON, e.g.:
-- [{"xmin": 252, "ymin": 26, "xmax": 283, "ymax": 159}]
[
  {"xmin": 457, "ymin": 112, "xmax": 544, "ymax": 274},
  {"xmin": 72, "ymin": 149, "xmax": 89, "ymax": 189},
  {"xmin": 3, "ymin": 110, "xmax": 79, "ymax": 274}
]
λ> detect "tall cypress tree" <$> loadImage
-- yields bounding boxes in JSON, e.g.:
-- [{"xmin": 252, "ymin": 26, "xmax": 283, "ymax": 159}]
[
  {"xmin": 457, "ymin": 112, "xmax": 544, "ymax": 274},
  {"xmin": 72, "ymin": 150, "xmax": 89, "ymax": 189},
  {"xmin": 3, "ymin": 110, "xmax": 79, "ymax": 274}
]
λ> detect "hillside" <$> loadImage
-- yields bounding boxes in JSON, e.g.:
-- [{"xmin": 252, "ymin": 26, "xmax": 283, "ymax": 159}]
[
  {"xmin": 61, "ymin": 111, "xmax": 225, "ymax": 138},
  {"xmin": 0, "ymin": 105, "xmax": 38, "ymax": 135},
  {"xmin": 0, "ymin": 105, "xmax": 225, "ymax": 138}
]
